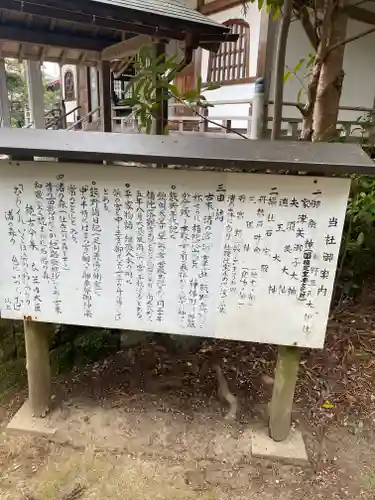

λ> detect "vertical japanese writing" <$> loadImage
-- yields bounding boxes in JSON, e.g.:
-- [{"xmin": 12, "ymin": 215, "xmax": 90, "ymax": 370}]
[
  {"xmin": 31, "ymin": 261, "xmax": 42, "ymax": 312},
  {"xmin": 68, "ymin": 183, "xmax": 78, "ymax": 244},
  {"xmin": 57, "ymin": 175, "xmax": 69, "ymax": 271},
  {"xmin": 178, "ymin": 192, "xmax": 191, "ymax": 327},
  {"xmin": 13, "ymin": 184, "xmax": 26, "ymax": 310},
  {"xmin": 123, "ymin": 184, "xmax": 135, "ymax": 285},
  {"xmin": 80, "ymin": 184, "xmax": 92, "ymax": 318},
  {"xmin": 46, "ymin": 181, "xmax": 62, "ymax": 314},
  {"xmin": 168, "ymin": 185, "xmax": 179, "ymax": 239},
  {"xmin": 0, "ymin": 167, "xmax": 347, "ymax": 351},
  {"xmin": 135, "ymin": 190, "xmax": 146, "ymax": 320},
  {"xmin": 24, "ymin": 200, "xmax": 37, "ymax": 308},
  {"xmin": 146, "ymin": 190, "xmax": 156, "ymax": 321},
  {"xmin": 218, "ymin": 193, "xmax": 233, "ymax": 314},
  {"xmin": 113, "ymin": 187, "xmax": 124, "ymax": 321},
  {"xmin": 11, "ymin": 255, "xmax": 22, "ymax": 312},
  {"xmin": 156, "ymin": 192, "xmax": 167, "ymax": 323},
  {"xmin": 90, "ymin": 181, "xmax": 102, "ymax": 297},
  {"xmin": 34, "ymin": 181, "xmax": 48, "ymax": 282},
  {"xmin": 187, "ymin": 194, "xmax": 202, "ymax": 329},
  {"xmin": 192, "ymin": 194, "xmax": 204, "ymax": 328},
  {"xmin": 5, "ymin": 209, "xmax": 16, "ymax": 245}
]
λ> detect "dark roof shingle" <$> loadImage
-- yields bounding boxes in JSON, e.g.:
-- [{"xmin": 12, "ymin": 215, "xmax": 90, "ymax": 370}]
[{"xmin": 91, "ymin": 0, "xmax": 226, "ymax": 29}]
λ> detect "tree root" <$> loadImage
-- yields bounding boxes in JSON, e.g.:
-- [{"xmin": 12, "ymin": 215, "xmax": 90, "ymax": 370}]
[{"xmin": 214, "ymin": 364, "xmax": 238, "ymax": 421}]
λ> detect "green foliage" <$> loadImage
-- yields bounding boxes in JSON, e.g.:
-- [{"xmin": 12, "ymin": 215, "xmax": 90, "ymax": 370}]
[
  {"xmin": 5, "ymin": 59, "xmax": 59, "ymax": 127},
  {"xmin": 73, "ymin": 329, "xmax": 119, "ymax": 365},
  {"xmin": 242, "ymin": 0, "xmax": 282, "ymax": 16},
  {"xmin": 50, "ymin": 343, "xmax": 74, "ymax": 374},
  {"xmin": 338, "ymin": 175, "xmax": 375, "ymax": 298},
  {"xmin": 5, "ymin": 59, "xmax": 28, "ymax": 126},
  {"xmin": 0, "ymin": 358, "xmax": 26, "ymax": 403},
  {"xmin": 121, "ymin": 44, "xmax": 218, "ymax": 133},
  {"xmin": 284, "ymin": 53, "xmax": 315, "ymax": 107}
]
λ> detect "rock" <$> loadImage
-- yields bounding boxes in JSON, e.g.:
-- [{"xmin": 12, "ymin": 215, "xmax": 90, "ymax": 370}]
[{"xmin": 261, "ymin": 374, "xmax": 275, "ymax": 386}]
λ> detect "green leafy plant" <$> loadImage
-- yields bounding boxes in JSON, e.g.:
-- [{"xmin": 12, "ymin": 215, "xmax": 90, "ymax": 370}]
[
  {"xmin": 120, "ymin": 44, "xmax": 218, "ymax": 133},
  {"xmin": 337, "ymin": 174, "xmax": 375, "ymax": 299}
]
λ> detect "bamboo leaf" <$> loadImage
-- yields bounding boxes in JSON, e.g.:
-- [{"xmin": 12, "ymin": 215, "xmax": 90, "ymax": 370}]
[{"xmin": 283, "ymin": 71, "xmax": 291, "ymax": 84}]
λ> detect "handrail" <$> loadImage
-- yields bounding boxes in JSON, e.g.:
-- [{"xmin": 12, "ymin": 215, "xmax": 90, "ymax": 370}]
[
  {"xmin": 63, "ymin": 105, "xmax": 81, "ymax": 119},
  {"xmin": 66, "ymin": 106, "xmax": 100, "ymax": 131},
  {"xmin": 47, "ymin": 105, "xmax": 81, "ymax": 129},
  {"xmin": 172, "ymin": 99, "xmax": 252, "ymax": 107},
  {"xmin": 25, "ymin": 105, "xmax": 82, "ymax": 130},
  {"xmin": 172, "ymin": 99, "xmax": 375, "ymax": 114},
  {"xmin": 267, "ymin": 100, "xmax": 375, "ymax": 114}
]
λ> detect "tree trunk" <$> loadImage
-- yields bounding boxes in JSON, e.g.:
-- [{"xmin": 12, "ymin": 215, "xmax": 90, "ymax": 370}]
[
  {"xmin": 271, "ymin": 0, "xmax": 293, "ymax": 140},
  {"xmin": 300, "ymin": 54, "xmax": 323, "ymax": 141},
  {"xmin": 313, "ymin": 7, "xmax": 348, "ymax": 141}
]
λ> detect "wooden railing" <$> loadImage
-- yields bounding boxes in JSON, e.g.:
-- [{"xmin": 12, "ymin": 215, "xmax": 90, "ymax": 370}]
[{"xmin": 112, "ymin": 100, "xmax": 375, "ymax": 143}]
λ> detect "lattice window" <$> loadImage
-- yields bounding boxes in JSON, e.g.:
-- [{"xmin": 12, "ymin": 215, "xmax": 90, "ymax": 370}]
[
  {"xmin": 207, "ymin": 19, "xmax": 250, "ymax": 85},
  {"xmin": 64, "ymin": 70, "xmax": 75, "ymax": 101}
]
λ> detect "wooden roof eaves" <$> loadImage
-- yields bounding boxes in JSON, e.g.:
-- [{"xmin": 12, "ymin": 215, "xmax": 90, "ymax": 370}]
[
  {"xmin": 0, "ymin": 22, "xmax": 117, "ymax": 53},
  {"xmin": 1, "ymin": 0, "xmax": 234, "ymax": 43}
]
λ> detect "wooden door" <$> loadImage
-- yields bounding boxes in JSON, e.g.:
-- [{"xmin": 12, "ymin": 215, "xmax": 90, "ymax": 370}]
[{"xmin": 173, "ymin": 59, "xmax": 196, "ymax": 117}]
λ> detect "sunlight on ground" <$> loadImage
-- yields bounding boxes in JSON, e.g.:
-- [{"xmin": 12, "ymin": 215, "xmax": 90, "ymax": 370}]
[{"xmin": 1, "ymin": 442, "xmax": 219, "ymax": 500}]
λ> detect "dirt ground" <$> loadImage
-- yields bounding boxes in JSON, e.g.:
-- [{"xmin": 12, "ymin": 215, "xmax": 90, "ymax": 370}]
[{"xmin": 2, "ymin": 288, "xmax": 375, "ymax": 499}]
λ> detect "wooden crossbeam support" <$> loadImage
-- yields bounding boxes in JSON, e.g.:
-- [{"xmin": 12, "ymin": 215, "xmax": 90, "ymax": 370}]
[{"xmin": 101, "ymin": 35, "xmax": 154, "ymax": 61}]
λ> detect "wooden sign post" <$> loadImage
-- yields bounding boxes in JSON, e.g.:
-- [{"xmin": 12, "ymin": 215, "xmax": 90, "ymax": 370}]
[{"xmin": 0, "ymin": 129, "xmax": 372, "ymax": 437}]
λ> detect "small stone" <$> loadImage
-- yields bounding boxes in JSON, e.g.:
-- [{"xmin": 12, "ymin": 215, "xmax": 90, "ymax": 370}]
[{"xmin": 261, "ymin": 374, "xmax": 275, "ymax": 386}]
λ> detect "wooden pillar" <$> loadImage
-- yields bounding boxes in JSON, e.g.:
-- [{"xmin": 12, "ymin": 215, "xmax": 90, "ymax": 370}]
[
  {"xmin": 153, "ymin": 41, "xmax": 169, "ymax": 136},
  {"xmin": 269, "ymin": 345, "xmax": 301, "ymax": 441},
  {"xmin": 0, "ymin": 59, "xmax": 11, "ymax": 128},
  {"xmin": 250, "ymin": 78, "xmax": 265, "ymax": 140},
  {"xmin": 99, "ymin": 61, "xmax": 112, "ymax": 132},
  {"xmin": 256, "ymin": 10, "xmax": 278, "ymax": 138},
  {"xmin": 24, "ymin": 320, "xmax": 51, "ymax": 417},
  {"xmin": 25, "ymin": 60, "xmax": 45, "ymax": 129}
]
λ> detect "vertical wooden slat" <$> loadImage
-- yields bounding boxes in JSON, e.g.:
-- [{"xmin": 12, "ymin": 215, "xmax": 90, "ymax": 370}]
[
  {"xmin": 239, "ymin": 23, "xmax": 243, "ymax": 79},
  {"xmin": 207, "ymin": 20, "xmax": 250, "ymax": 84},
  {"xmin": 244, "ymin": 23, "xmax": 250, "ymax": 78}
]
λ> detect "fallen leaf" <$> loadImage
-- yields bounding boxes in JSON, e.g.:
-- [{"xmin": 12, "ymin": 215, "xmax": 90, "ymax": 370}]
[{"xmin": 345, "ymin": 393, "xmax": 356, "ymax": 404}]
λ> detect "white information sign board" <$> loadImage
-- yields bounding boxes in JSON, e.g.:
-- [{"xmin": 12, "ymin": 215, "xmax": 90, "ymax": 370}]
[{"xmin": 0, "ymin": 161, "xmax": 350, "ymax": 348}]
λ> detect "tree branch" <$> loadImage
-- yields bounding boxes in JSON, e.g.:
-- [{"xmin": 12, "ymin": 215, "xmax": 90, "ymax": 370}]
[
  {"xmin": 295, "ymin": 6, "xmax": 319, "ymax": 51},
  {"xmin": 344, "ymin": 0, "xmax": 372, "ymax": 9},
  {"xmin": 326, "ymin": 26, "xmax": 375, "ymax": 56},
  {"xmin": 272, "ymin": 0, "xmax": 294, "ymax": 140}
]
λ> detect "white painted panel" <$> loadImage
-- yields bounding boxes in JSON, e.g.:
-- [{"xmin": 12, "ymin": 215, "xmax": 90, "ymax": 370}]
[{"xmin": 0, "ymin": 161, "xmax": 350, "ymax": 348}]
